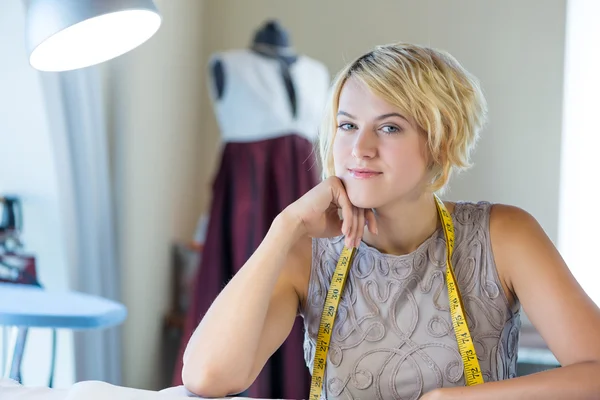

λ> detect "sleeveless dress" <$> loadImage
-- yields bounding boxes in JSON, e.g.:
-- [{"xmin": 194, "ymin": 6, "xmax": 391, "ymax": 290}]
[
  {"xmin": 173, "ymin": 49, "xmax": 330, "ymax": 400},
  {"xmin": 300, "ymin": 201, "xmax": 522, "ymax": 400}
]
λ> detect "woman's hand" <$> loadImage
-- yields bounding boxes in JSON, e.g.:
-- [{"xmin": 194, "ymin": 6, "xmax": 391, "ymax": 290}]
[
  {"xmin": 283, "ymin": 176, "xmax": 377, "ymax": 248},
  {"xmin": 420, "ymin": 388, "xmax": 446, "ymax": 400}
]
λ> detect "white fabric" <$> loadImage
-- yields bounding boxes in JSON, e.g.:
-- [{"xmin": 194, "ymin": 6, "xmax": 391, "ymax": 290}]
[
  {"xmin": 41, "ymin": 66, "xmax": 122, "ymax": 384},
  {"xmin": 208, "ymin": 49, "xmax": 330, "ymax": 143},
  {"xmin": 0, "ymin": 379, "xmax": 277, "ymax": 400},
  {"xmin": 0, "ymin": 378, "xmax": 67, "ymax": 400}
]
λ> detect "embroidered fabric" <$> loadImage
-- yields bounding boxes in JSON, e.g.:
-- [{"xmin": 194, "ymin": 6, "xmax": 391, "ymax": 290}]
[{"xmin": 300, "ymin": 202, "xmax": 521, "ymax": 400}]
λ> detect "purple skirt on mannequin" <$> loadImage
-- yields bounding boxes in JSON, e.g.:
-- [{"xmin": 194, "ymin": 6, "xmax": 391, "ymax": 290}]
[{"xmin": 173, "ymin": 133, "xmax": 318, "ymax": 399}]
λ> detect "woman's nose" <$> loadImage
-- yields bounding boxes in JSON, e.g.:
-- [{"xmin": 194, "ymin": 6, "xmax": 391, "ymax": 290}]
[{"xmin": 351, "ymin": 130, "xmax": 377, "ymax": 160}]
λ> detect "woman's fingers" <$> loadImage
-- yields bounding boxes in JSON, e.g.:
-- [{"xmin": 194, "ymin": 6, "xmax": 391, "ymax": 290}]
[
  {"xmin": 351, "ymin": 207, "xmax": 359, "ymax": 248},
  {"xmin": 330, "ymin": 178, "xmax": 378, "ymax": 248},
  {"xmin": 365, "ymin": 208, "xmax": 378, "ymax": 235},
  {"xmin": 331, "ymin": 181, "xmax": 353, "ymax": 240},
  {"xmin": 355, "ymin": 208, "xmax": 365, "ymax": 247}
]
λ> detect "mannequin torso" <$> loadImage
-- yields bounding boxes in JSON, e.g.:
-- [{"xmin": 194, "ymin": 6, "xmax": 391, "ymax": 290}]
[{"xmin": 207, "ymin": 21, "xmax": 329, "ymax": 143}]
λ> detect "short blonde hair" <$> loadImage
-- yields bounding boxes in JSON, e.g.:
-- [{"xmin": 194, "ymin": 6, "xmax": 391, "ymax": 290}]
[{"xmin": 318, "ymin": 42, "xmax": 488, "ymax": 192}]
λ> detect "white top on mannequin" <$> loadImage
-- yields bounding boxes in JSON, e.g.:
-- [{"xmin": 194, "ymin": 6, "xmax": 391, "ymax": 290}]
[{"xmin": 207, "ymin": 49, "xmax": 330, "ymax": 143}]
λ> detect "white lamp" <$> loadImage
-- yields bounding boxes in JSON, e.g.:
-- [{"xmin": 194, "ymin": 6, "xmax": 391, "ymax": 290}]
[{"xmin": 24, "ymin": 0, "xmax": 162, "ymax": 72}]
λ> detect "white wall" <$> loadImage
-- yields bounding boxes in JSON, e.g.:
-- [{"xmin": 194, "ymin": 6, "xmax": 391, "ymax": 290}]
[
  {"xmin": 558, "ymin": 0, "xmax": 600, "ymax": 305},
  {"xmin": 105, "ymin": 0, "xmax": 206, "ymax": 390},
  {"xmin": 201, "ymin": 0, "xmax": 567, "ymax": 243},
  {"xmin": 0, "ymin": 0, "xmax": 570, "ymax": 390},
  {"xmin": 102, "ymin": 0, "xmax": 567, "ymax": 387},
  {"xmin": 0, "ymin": 1, "xmax": 74, "ymax": 388}
]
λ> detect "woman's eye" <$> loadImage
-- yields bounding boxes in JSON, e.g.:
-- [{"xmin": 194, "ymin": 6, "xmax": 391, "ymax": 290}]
[
  {"xmin": 338, "ymin": 123, "xmax": 356, "ymax": 131},
  {"xmin": 381, "ymin": 125, "xmax": 401, "ymax": 134}
]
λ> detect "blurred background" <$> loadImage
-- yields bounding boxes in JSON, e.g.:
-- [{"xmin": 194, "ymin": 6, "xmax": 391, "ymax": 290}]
[{"xmin": 1, "ymin": 0, "xmax": 598, "ymax": 397}]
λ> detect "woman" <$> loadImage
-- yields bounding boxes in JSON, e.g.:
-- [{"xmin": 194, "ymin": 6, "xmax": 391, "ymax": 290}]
[{"xmin": 181, "ymin": 43, "xmax": 600, "ymax": 399}]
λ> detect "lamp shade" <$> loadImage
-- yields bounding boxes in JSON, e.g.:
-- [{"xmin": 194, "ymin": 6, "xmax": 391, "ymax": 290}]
[{"xmin": 25, "ymin": 0, "xmax": 161, "ymax": 72}]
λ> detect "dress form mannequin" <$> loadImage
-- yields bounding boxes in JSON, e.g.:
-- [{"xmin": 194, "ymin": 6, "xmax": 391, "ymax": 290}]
[
  {"xmin": 174, "ymin": 21, "xmax": 329, "ymax": 400},
  {"xmin": 211, "ymin": 20, "xmax": 298, "ymax": 106},
  {"xmin": 205, "ymin": 19, "xmax": 329, "ymax": 143}
]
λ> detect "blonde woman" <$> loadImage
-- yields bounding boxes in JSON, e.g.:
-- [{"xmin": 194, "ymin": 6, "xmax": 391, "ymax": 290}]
[{"xmin": 181, "ymin": 43, "xmax": 600, "ymax": 399}]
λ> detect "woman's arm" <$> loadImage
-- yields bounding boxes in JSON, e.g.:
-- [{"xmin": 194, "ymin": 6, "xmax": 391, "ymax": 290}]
[
  {"xmin": 182, "ymin": 212, "xmax": 310, "ymax": 397},
  {"xmin": 426, "ymin": 204, "xmax": 600, "ymax": 400},
  {"xmin": 181, "ymin": 176, "xmax": 374, "ymax": 398}
]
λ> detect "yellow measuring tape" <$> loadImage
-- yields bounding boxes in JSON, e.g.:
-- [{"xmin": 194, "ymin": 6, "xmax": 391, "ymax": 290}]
[{"xmin": 309, "ymin": 195, "xmax": 483, "ymax": 399}]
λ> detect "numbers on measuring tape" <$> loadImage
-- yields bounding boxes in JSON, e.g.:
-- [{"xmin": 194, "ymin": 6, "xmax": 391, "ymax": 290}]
[
  {"xmin": 469, "ymin": 368, "xmax": 482, "ymax": 380},
  {"xmin": 465, "ymin": 349, "xmax": 476, "ymax": 361},
  {"xmin": 309, "ymin": 246, "xmax": 356, "ymax": 399},
  {"xmin": 326, "ymin": 305, "xmax": 335, "ymax": 317},
  {"xmin": 318, "ymin": 340, "xmax": 328, "ymax": 352},
  {"xmin": 435, "ymin": 195, "xmax": 484, "ymax": 387},
  {"xmin": 308, "ymin": 196, "xmax": 483, "ymax": 399}
]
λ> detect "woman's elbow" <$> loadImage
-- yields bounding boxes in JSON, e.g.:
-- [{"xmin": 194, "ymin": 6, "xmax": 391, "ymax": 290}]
[{"xmin": 182, "ymin": 362, "xmax": 248, "ymax": 398}]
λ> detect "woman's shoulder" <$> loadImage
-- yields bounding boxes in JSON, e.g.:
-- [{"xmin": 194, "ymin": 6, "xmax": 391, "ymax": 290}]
[
  {"xmin": 450, "ymin": 199, "xmax": 493, "ymax": 211},
  {"xmin": 450, "ymin": 200, "xmax": 539, "ymax": 234},
  {"xmin": 450, "ymin": 201, "xmax": 536, "ymax": 308},
  {"xmin": 451, "ymin": 199, "xmax": 530, "ymax": 216},
  {"xmin": 487, "ymin": 203, "xmax": 544, "ymax": 247},
  {"xmin": 446, "ymin": 200, "xmax": 494, "ymax": 230}
]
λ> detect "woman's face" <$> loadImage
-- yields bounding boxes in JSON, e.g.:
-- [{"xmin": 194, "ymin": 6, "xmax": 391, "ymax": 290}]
[{"xmin": 333, "ymin": 77, "xmax": 431, "ymax": 209}]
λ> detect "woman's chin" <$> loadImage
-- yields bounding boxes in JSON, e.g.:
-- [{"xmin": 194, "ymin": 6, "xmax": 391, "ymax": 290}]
[{"xmin": 347, "ymin": 193, "xmax": 383, "ymax": 210}]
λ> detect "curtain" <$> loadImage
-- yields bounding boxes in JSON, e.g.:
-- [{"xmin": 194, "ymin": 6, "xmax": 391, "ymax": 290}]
[{"xmin": 39, "ymin": 67, "xmax": 122, "ymax": 385}]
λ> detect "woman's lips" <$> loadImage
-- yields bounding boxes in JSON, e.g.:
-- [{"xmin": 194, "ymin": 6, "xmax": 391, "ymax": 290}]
[{"xmin": 348, "ymin": 168, "xmax": 383, "ymax": 179}]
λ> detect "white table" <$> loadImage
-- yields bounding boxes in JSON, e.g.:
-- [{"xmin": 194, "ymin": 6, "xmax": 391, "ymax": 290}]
[{"xmin": 0, "ymin": 282, "xmax": 127, "ymax": 383}]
